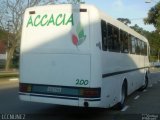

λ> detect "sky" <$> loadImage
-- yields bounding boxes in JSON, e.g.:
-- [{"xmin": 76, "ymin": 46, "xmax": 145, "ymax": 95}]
[{"xmin": 85, "ymin": 0, "xmax": 157, "ymax": 32}]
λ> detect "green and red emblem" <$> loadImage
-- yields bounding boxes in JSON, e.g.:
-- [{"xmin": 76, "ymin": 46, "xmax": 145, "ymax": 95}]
[{"xmin": 72, "ymin": 23, "xmax": 86, "ymax": 46}]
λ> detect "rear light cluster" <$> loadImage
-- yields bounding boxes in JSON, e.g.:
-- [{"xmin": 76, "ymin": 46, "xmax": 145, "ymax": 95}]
[
  {"xmin": 19, "ymin": 83, "xmax": 32, "ymax": 92},
  {"xmin": 80, "ymin": 88, "xmax": 100, "ymax": 98},
  {"xmin": 19, "ymin": 83, "xmax": 101, "ymax": 98}
]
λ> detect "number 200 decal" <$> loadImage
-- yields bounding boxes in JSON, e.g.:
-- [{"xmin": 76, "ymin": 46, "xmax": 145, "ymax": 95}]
[{"xmin": 76, "ymin": 79, "xmax": 89, "ymax": 86}]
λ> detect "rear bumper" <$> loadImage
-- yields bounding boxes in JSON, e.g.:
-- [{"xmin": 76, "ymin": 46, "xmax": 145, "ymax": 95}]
[
  {"xmin": 19, "ymin": 83, "xmax": 101, "ymax": 107},
  {"xmin": 19, "ymin": 92, "xmax": 101, "ymax": 107}
]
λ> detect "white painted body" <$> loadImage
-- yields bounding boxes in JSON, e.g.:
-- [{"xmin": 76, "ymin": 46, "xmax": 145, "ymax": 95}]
[{"xmin": 19, "ymin": 4, "xmax": 149, "ymax": 108}]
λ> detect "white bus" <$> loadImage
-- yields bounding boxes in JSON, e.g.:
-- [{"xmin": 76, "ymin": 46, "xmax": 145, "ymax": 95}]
[{"xmin": 19, "ymin": 4, "xmax": 150, "ymax": 109}]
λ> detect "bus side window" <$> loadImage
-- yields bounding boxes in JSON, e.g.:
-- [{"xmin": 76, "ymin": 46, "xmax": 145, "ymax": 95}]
[
  {"xmin": 141, "ymin": 41, "xmax": 145, "ymax": 56},
  {"xmin": 120, "ymin": 30, "xmax": 128, "ymax": 53},
  {"xmin": 113, "ymin": 27, "xmax": 120, "ymax": 52},
  {"xmin": 131, "ymin": 36, "xmax": 136, "ymax": 54},
  {"xmin": 139, "ymin": 40, "xmax": 142, "ymax": 55},
  {"xmin": 144, "ymin": 42, "xmax": 147, "ymax": 56},
  {"xmin": 107, "ymin": 24, "xmax": 120, "ymax": 52},
  {"xmin": 128, "ymin": 34, "xmax": 132, "ymax": 53},
  {"xmin": 101, "ymin": 20, "xmax": 107, "ymax": 51},
  {"xmin": 135, "ymin": 38, "xmax": 138, "ymax": 55},
  {"xmin": 107, "ymin": 24, "xmax": 112, "ymax": 51},
  {"xmin": 135, "ymin": 38, "xmax": 141, "ymax": 55}
]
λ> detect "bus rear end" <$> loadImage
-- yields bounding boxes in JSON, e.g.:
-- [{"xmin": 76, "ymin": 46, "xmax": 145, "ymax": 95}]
[{"xmin": 19, "ymin": 4, "xmax": 101, "ymax": 107}]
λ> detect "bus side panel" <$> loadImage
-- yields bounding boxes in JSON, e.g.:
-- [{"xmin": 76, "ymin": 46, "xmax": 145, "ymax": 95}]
[{"xmin": 100, "ymin": 52, "xmax": 146, "ymax": 108}]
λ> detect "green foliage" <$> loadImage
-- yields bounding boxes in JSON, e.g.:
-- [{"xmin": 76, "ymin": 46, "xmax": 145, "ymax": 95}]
[
  {"xmin": 117, "ymin": 18, "xmax": 131, "ymax": 25},
  {"xmin": 130, "ymin": 24, "xmax": 145, "ymax": 35},
  {"xmin": 149, "ymin": 55, "xmax": 158, "ymax": 62},
  {"xmin": 147, "ymin": 31, "xmax": 160, "ymax": 62},
  {"xmin": 0, "ymin": 72, "xmax": 18, "ymax": 78},
  {"xmin": 130, "ymin": 24, "xmax": 160, "ymax": 62},
  {"xmin": 67, "ymin": 0, "xmax": 85, "ymax": 4},
  {"xmin": 143, "ymin": 2, "xmax": 160, "ymax": 61},
  {"xmin": 144, "ymin": 2, "xmax": 160, "ymax": 31}
]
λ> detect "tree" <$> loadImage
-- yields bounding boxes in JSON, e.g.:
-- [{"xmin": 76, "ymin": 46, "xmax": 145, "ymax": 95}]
[
  {"xmin": 144, "ymin": 2, "xmax": 160, "ymax": 61},
  {"xmin": 130, "ymin": 24, "xmax": 160, "ymax": 61},
  {"xmin": 0, "ymin": 28, "xmax": 8, "ymax": 42},
  {"xmin": 147, "ymin": 31, "xmax": 160, "ymax": 61},
  {"xmin": 117, "ymin": 18, "xmax": 131, "ymax": 25},
  {"xmin": 144, "ymin": 2, "xmax": 160, "ymax": 32},
  {"xmin": 0, "ymin": 0, "xmax": 53, "ymax": 71},
  {"xmin": 130, "ymin": 24, "xmax": 145, "ymax": 35},
  {"xmin": 67, "ymin": 0, "xmax": 85, "ymax": 4}
]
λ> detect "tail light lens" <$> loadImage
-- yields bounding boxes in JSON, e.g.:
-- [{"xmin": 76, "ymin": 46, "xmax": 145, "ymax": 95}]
[
  {"xmin": 19, "ymin": 83, "xmax": 32, "ymax": 92},
  {"xmin": 80, "ymin": 88, "xmax": 101, "ymax": 98}
]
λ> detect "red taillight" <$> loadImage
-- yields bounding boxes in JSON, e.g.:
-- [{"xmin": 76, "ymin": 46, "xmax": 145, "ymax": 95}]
[
  {"xmin": 19, "ymin": 83, "xmax": 31, "ymax": 92},
  {"xmin": 84, "ymin": 90, "xmax": 99, "ymax": 97},
  {"xmin": 80, "ymin": 88, "xmax": 100, "ymax": 98}
]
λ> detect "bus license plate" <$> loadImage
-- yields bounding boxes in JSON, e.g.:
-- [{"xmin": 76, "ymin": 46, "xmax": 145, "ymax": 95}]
[{"xmin": 47, "ymin": 87, "xmax": 62, "ymax": 93}]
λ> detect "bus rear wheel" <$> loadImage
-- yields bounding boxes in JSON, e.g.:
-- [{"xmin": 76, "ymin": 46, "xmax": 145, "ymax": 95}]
[
  {"xmin": 139, "ymin": 74, "xmax": 148, "ymax": 91},
  {"xmin": 116, "ymin": 82, "xmax": 127, "ymax": 110}
]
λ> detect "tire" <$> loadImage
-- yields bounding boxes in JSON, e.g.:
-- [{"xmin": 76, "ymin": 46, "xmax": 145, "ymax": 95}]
[
  {"xmin": 116, "ymin": 82, "xmax": 127, "ymax": 110},
  {"xmin": 139, "ymin": 74, "xmax": 149, "ymax": 91}
]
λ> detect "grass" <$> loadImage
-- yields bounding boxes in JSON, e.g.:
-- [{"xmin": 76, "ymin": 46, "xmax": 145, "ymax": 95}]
[{"xmin": 0, "ymin": 72, "xmax": 19, "ymax": 78}]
